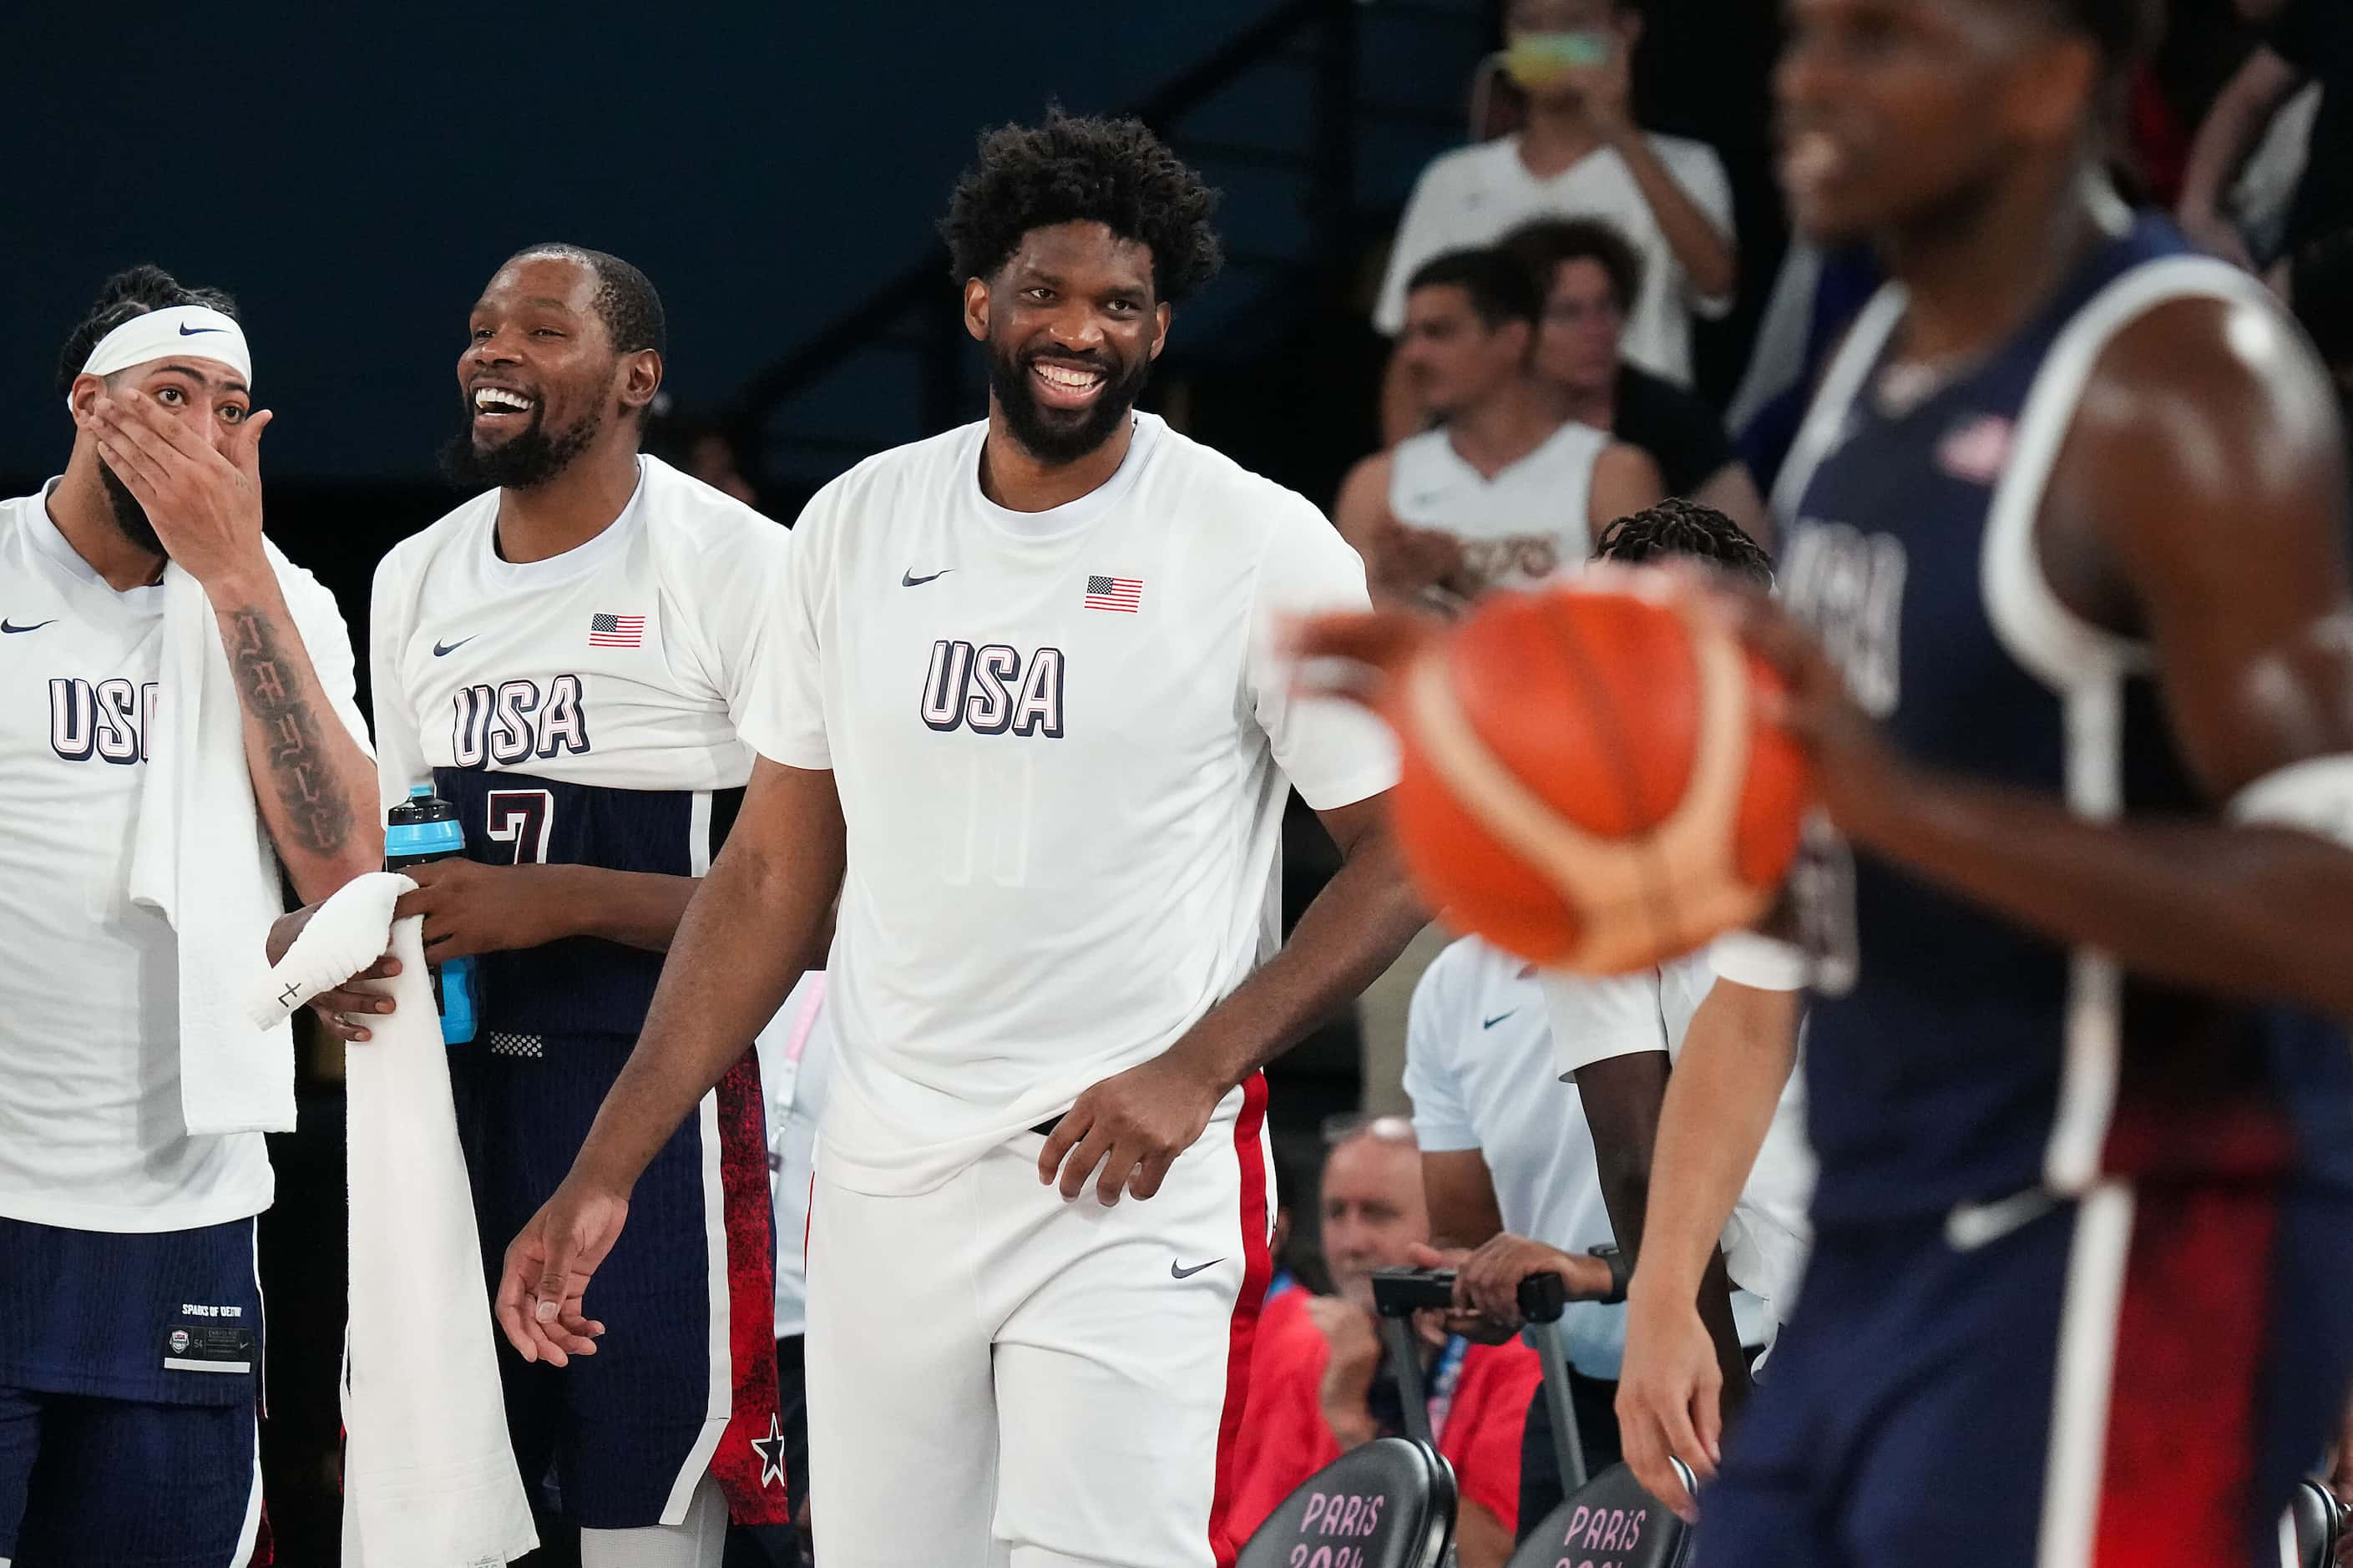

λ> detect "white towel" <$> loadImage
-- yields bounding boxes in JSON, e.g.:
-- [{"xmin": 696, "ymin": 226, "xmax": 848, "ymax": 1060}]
[
  {"xmin": 254, "ymin": 873, "xmax": 539, "ymax": 1567},
  {"xmin": 130, "ymin": 547, "xmax": 362, "ymax": 1136}
]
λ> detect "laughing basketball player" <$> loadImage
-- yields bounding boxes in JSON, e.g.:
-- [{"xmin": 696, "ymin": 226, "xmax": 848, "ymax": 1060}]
[{"xmin": 496, "ymin": 114, "xmax": 1424, "ymax": 1568}]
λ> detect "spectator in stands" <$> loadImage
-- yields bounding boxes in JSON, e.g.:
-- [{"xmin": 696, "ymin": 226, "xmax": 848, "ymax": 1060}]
[
  {"xmin": 1335, "ymin": 249, "xmax": 1660, "ymax": 609},
  {"xmin": 1499, "ymin": 216, "xmax": 1769, "ymax": 542},
  {"xmin": 1375, "ymin": 0, "xmax": 1737, "ymax": 441},
  {"xmin": 1229, "ymin": 1119, "xmax": 1541, "ymax": 1568},
  {"xmin": 645, "ymin": 396, "xmax": 765, "ymax": 513},
  {"xmin": 2178, "ymin": 0, "xmax": 2353, "ymax": 273}
]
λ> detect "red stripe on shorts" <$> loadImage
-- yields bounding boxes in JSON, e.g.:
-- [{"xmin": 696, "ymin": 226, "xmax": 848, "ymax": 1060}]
[
  {"xmin": 1207, "ymin": 1072, "xmax": 1273, "ymax": 1568},
  {"xmin": 707, "ymin": 1050, "xmax": 792, "ymax": 1525},
  {"xmin": 2092, "ymin": 1180, "xmax": 2281, "ymax": 1566}
]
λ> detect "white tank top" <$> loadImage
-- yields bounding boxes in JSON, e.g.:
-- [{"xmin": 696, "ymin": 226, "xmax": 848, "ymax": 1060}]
[{"xmin": 1387, "ymin": 419, "xmax": 1608, "ymax": 591}]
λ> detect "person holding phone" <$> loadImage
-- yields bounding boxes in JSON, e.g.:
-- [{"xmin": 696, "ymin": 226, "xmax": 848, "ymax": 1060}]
[{"xmin": 1375, "ymin": 0, "xmax": 1739, "ymax": 443}]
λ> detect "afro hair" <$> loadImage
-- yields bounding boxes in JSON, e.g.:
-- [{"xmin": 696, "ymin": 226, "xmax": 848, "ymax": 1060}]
[{"xmin": 939, "ymin": 109, "xmax": 1223, "ymax": 305}]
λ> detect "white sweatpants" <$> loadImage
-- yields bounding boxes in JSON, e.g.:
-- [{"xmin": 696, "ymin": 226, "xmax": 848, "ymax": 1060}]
[{"xmin": 806, "ymin": 1083, "xmax": 1274, "ymax": 1568}]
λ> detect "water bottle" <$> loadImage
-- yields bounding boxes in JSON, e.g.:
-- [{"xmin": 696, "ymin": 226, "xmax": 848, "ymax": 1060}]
[{"xmin": 385, "ymin": 784, "xmax": 480, "ymax": 1045}]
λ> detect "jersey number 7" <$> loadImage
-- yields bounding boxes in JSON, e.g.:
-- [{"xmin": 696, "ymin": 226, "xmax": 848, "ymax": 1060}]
[{"xmin": 485, "ymin": 788, "xmax": 556, "ymax": 866}]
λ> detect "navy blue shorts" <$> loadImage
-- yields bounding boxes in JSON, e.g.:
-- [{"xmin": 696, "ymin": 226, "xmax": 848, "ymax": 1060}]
[
  {"xmin": 449, "ymin": 1029, "xmax": 786, "ymax": 1530},
  {"xmin": 1697, "ymin": 1177, "xmax": 2353, "ymax": 1568},
  {"xmin": 0, "ymin": 1215, "xmax": 266, "ymax": 1565}
]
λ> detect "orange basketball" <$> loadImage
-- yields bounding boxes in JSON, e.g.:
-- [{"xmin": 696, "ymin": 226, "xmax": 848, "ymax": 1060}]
[{"xmin": 1383, "ymin": 574, "xmax": 1812, "ymax": 974}]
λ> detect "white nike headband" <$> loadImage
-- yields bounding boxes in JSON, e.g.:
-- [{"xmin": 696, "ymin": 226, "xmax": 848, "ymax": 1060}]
[{"xmin": 76, "ymin": 305, "xmax": 253, "ymax": 390}]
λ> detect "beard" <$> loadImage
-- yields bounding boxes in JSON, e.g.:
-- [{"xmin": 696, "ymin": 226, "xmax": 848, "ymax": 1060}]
[
  {"xmin": 985, "ymin": 334, "xmax": 1151, "ymax": 465},
  {"xmin": 96, "ymin": 460, "xmax": 163, "ymax": 557},
  {"xmin": 438, "ymin": 398, "xmax": 602, "ymax": 492}
]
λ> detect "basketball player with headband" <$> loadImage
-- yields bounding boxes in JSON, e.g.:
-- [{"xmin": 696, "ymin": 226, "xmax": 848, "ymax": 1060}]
[{"xmin": 0, "ymin": 266, "xmax": 378, "ymax": 1566}]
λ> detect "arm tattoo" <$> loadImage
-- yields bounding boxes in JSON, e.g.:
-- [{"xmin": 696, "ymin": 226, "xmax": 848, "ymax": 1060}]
[{"xmin": 225, "ymin": 606, "xmax": 357, "ymax": 860}]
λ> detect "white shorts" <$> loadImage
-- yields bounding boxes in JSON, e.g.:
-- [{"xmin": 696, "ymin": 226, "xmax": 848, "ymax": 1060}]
[{"xmin": 805, "ymin": 1078, "xmax": 1275, "ymax": 1568}]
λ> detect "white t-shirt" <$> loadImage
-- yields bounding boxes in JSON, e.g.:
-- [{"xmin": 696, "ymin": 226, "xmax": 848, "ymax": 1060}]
[
  {"xmin": 0, "ymin": 483, "xmax": 365, "ymax": 1232},
  {"xmin": 757, "ymin": 971, "xmax": 834, "ymax": 1341},
  {"xmin": 743, "ymin": 413, "xmax": 1399, "ymax": 1196},
  {"xmin": 1541, "ymin": 946, "xmax": 1816, "ymax": 1316},
  {"xmin": 1376, "ymin": 134, "xmax": 1737, "ymax": 387},
  {"xmin": 1388, "ymin": 420, "xmax": 1607, "ymax": 591},
  {"xmin": 369, "ymin": 454, "xmax": 786, "ymax": 811},
  {"xmin": 1410, "ymin": 938, "xmax": 1773, "ymax": 1376}
]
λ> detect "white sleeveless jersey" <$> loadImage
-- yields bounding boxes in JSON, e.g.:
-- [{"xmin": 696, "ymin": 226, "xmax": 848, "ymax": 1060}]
[
  {"xmin": 370, "ymin": 455, "xmax": 791, "ymax": 1039},
  {"xmin": 0, "ymin": 483, "xmax": 366, "ymax": 1232},
  {"xmin": 744, "ymin": 414, "xmax": 1398, "ymax": 1195},
  {"xmin": 1387, "ymin": 420, "xmax": 1607, "ymax": 590}
]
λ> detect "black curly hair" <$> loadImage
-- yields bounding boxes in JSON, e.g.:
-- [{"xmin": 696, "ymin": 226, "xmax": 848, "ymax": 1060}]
[
  {"xmin": 1592, "ymin": 497, "xmax": 1774, "ymax": 587},
  {"xmin": 503, "ymin": 244, "xmax": 668, "ymax": 360},
  {"xmin": 55, "ymin": 266, "xmax": 240, "ymax": 398},
  {"xmin": 939, "ymin": 109, "xmax": 1223, "ymax": 304}
]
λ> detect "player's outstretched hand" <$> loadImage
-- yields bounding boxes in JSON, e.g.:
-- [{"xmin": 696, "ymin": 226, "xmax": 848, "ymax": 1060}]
[
  {"xmin": 265, "ymin": 904, "xmax": 399, "ymax": 1044},
  {"xmin": 1039, "ymin": 1052, "xmax": 1227, "ymax": 1206},
  {"xmin": 83, "ymin": 391, "xmax": 272, "ymax": 592},
  {"xmin": 394, "ymin": 857, "xmax": 565, "ymax": 960},
  {"xmin": 1615, "ymin": 1278, "xmax": 1723, "ymax": 1524},
  {"xmin": 496, "ymin": 1176, "xmax": 625, "ymax": 1367},
  {"xmin": 1282, "ymin": 605, "xmax": 1449, "ymax": 713}
]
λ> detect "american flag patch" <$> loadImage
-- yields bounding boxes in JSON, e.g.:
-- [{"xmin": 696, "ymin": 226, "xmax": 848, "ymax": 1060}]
[
  {"xmin": 1936, "ymin": 415, "xmax": 2015, "ymax": 487},
  {"xmin": 589, "ymin": 613, "xmax": 645, "ymax": 648},
  {"xmin": 1085, "ymin": 575, "xmax": 1142, "ymax": 614}
]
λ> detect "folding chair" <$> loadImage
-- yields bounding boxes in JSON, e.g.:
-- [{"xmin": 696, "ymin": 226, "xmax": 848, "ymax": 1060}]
[
  {"xmin": 1500, "ymin": 1269, "xmax": 1698, "ymax": 1568},
  {"xmin": 1233, "ymin": 1269, "xmax": 1471, "ymax": 1568},
  {"xmin": 2287, "ymin": 1476, "xmax": 2347, "ymax": 1568}
]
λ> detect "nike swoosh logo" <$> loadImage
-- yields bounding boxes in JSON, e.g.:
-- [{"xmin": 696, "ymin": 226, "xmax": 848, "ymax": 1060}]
[
  {"xmin": 0, "ymin": 620, "xmax": 56, "ymax": 635},
  {"xmin": 1482, "ymin": 1011, "xmax": 1516, "ymax": 1029},
  {"xmin": 1171, "ymin": 1258, "xmax": 1224, "ymax": 1280},
  {"xmin": 178, "ymin": 323, "xmax": 226, "ymax": 336},
  {"xmin": 1944, "ymin": 1189, "xmax": 2057, "ymax": 1252},
  {"xmin": 901, "ymin": 569, "xmax": 954, "ymax": 587},
  {"xmin": 433, "ymin": 635, "xmax": 478, "ymax": 657}
]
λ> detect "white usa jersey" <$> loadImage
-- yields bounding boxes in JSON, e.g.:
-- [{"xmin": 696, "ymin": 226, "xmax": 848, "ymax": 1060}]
[
  {"xmin": 0, "ymin": 483, "xmax": 364, "ymax": 1231},
  {"xmin": 1388, "ymin": 419, "xmax": 1607, "ymax": 591},
  {"xmin": 745, "ymin": 414, "xmax": 1398, "ymax": 1195},
  {"xmin": 370, "ymin": 455, "xmax": 788, "ymax": 1038}
]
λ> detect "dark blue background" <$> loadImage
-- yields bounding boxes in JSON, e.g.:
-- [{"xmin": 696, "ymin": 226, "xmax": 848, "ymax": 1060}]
[{"xmin": 0, "ymin": 1, "xmax": 1285, "ymax": 481}]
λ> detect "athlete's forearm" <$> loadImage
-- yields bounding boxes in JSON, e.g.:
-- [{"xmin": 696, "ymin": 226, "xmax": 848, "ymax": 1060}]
[
  {"xmin": 1847, "ymin": 761, "xmax": 2353, "ymax": 1019},
  {"xmin": 1607, "ymin": 130, "xmax": 1737, "ymax": 301},
  {"xmin": 535, "ymin": 867, "xmax": 700, "ymax": 953},
  {"xmin": 1162, "ymin": 815, "xmax": 1425, "ymax": 1093},
  {"xmin": 1581, "ymin": 1051, "xmax": 1753, "ymax": 1407},
  {"xmin": 572, "ymin": 769, "xmax": 845, "ymax": 1193},
  {"xmin": 211, "ymin": 573, "xmax": 377, "ymax": 901},
  {"xmin": 1627, "ymin": 983, "xmax": 1798, "ymax": 1309}
]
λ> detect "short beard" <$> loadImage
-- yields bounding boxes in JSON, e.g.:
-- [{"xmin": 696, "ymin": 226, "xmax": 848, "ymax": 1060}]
[
  {"xmin": 438, "ymin": 402, "xmax": 602, "ymax": 492},
  {"xmin": 985, "ymin": 336, "xmax": 1151, "ymax": 466},
  {"xmin": 97, "ymin": 460, "xmax": 163, "ymax": 557}
]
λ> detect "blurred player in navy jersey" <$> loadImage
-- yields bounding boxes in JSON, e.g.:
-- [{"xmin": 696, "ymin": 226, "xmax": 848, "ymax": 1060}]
[
  {"xmin": 0, "ymin": 267, "xmax": 378, "ymax": 1565},
  {"xmin": 1297, "ymin": 3, "xmax": 2353, "ymax": 1560},
  {"xmin": 1600, "ymin": 2, "xmax": 2353, "ymax": 1563},
  {"xmin": 498, "ymin": 113, "xmax": 1425, "ymax": 1568},
  {"xmin": 298, "ymin": 245, "xmax": 794, "ymax": 1567}
]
